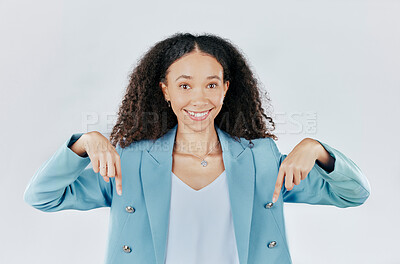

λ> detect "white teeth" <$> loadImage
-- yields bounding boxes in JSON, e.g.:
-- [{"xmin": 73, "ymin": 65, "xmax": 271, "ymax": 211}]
[{"xmin": 186, "ymin": 109, "xmax": 210, "ymax": 117}]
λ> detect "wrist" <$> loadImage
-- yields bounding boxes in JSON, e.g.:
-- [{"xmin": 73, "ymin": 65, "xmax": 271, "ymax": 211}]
[
  {"xmin": 80, "ymin": 133, "xmax": 89, "ymax": 149},
  {"xmin": 308, "ymin": 138, "xmax": 335, "ymax": 173},
  {"xmin": 303, "ymin": 138, "xmax": 323, "ymax": 161},
  {"xmin": 71, "ymin": 133, "xmax": 89, "ymax": 157}
]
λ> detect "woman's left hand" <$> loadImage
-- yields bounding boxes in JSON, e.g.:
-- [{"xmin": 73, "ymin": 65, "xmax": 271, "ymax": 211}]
[{"xmin": 272, "ymin": 138, "xmax": 322, "ymax": 203}]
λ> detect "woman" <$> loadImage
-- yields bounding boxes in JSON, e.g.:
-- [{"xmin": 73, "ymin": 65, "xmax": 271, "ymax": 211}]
[{"xmin": 23, "ymin": 32, "xmax": 371, "ymax": 264}]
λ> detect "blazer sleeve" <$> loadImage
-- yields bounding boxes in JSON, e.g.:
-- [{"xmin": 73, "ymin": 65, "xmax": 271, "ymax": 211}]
[
  {"xmin": 23, "ymin": 133, "xmax": 119, "ymax": 212},
  {"xmin": 270, "ymin": 139, "xmax": 371, "ymax": 208}
]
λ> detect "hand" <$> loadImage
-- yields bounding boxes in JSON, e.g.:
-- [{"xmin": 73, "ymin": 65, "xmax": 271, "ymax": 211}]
[
  {"xmin": 80, "ymin": 131, "xmax": 122, "ymax": 196},
  {"xmin": 272, "ymin": 138, "xmax": 320, "ymax": 203}
]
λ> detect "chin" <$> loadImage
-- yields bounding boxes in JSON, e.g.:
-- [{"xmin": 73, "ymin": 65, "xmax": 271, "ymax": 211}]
[{"xmin": 178, "ymin": 119, "xmax": 215, "ymax": 132}]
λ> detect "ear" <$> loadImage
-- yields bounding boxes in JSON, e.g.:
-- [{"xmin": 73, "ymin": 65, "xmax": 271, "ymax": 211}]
[
  {"xmin": 159, "ymin": 81, "xmax": 170, "ymax": 101},
  {"xmin": 224, "ymin": 80, "xmax": 229, "ymax": 96}
]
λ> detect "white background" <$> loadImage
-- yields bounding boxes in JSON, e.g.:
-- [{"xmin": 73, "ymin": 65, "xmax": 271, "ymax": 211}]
[{"xmin": 1, "ymin": 0, "xmax": 399, "ymax": 263}]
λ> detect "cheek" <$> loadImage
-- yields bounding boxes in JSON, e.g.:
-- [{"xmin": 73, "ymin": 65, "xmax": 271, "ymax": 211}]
[
  {"xmin": 170, "ymin": 97, "xmax": 186, "ymax": 109},
  {"xmin": 216, "ymin": 96, "xmax": 225, "ymax": 106}
]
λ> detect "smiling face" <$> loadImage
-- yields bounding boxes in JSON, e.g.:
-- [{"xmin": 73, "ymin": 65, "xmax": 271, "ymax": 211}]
[{"xmin": 160, "ymin": 51, "xmax": 229, "ymax": 133}]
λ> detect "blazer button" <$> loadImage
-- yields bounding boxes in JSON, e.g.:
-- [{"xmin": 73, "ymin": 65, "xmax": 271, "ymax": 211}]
[
  {"xmin": 248, "ymin": 141, "xmax": 254, "ymax": 148},
  {"xmin": 123, "ymin": 245, "xmax": 132, "ymax": 253},
  {"xmin": 264, "ymin": 202, "xmax": 273, "ymax": 209},
  {"xmin": 268, "ymin": 241, "xmax": 277, "ymax": 248},
  {"xmin": 125, "ymin": 206, "xmax": 135, "ymax": 213}
]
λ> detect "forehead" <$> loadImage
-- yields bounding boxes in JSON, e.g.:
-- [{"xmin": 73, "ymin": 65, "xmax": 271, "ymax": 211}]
[{"xmin": 167, "ymin": 52, "xmax": 223, "ymax": 79}]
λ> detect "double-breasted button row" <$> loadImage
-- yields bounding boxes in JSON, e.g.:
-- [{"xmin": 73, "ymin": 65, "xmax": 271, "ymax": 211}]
[
  {"xmin": 264, "ymin": 202, "xmax": 274, "ymax": 209},
  {"xmin": 123, "ymin": 206, "xmax": 135, "ymax": 254},
  {"xmin": 126, "ymin": 206, "xmax": 135, "ymax": 213},
  {"xmin": 268, "ymin": 241, "xmax": 277, "ymax": 248},
  {"xmin": 265, "ymin": 202, "xmax": 277, "ymax": 249},
  {"xmin": 123, "ymin": 245, "xmax": 132, "ymax": 253}
]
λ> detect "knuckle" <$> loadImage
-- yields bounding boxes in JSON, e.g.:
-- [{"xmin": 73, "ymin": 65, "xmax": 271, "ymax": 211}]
[
  {"xmin": 105, "ymin": 151, "xmax": 112, "ymax": 159},
  {"xmin": 99, "ymin": 151, "xmax": 106, "ymax": 159},
  {"xmin": 291, "ymin": 167, "xmax": 299, "ymax": 173},
  {"xmin": 106, "ymin": 151, "xmax": 113, "ymax": 159},
  {"xmin": 286, "ymin": 163, "xmax": 294, "ymax": 169}
]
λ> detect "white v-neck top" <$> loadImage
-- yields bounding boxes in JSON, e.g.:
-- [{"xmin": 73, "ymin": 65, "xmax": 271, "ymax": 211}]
[{"xmin": 165, "ymin": 170, "xmax": 240, "ymax": 264}]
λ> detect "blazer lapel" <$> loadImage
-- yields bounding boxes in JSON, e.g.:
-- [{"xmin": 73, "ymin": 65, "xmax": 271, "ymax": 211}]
[
  {"xmin": 217, "ymin": 126, "xmax": 255, "ymax": 264},
  {"xmin": 141, "ymin": 124, "xmax": 255, "ymax": 264},
  {"xmin": 141, "ymin": 125, "xmax": 176, "ymax": 264}
]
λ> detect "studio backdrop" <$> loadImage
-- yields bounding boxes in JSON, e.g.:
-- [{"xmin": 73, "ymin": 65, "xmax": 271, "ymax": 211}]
[{"xmin": 1, "ymin": 0, "xmax": 398, "ymax": 263}]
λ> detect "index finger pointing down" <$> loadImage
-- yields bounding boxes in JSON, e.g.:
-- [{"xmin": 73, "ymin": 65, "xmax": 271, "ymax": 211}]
[
  {"xmin": 115, "ymin": 158, "xmax": 122, "ymax": 196},
  {"xmin": 272, "ymin": 166, "xmax": 285, "ymax": 203}
]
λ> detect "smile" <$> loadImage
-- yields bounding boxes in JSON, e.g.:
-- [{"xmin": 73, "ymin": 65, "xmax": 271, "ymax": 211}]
[{"xmin": 184, "ymin": 108, "xmax": 213, "ymax": 121}]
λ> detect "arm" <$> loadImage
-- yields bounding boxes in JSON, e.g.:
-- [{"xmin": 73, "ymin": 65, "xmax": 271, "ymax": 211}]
[
  {"xmin": 314, "ymin": 140, "xmax": 335, "ymax": 173},
  {"xmin": 270, "ymin": 139, "xmax": 371, "ymax": 208},
  {"xmin": 23, "ymin": 133, "xmax": 120, "ymax": 212}
]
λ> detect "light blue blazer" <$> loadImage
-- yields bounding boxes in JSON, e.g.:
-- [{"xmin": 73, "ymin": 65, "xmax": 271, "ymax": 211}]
[{"xmin": 23, "ymin": 124, "xmax": 371, "ymax": 264}]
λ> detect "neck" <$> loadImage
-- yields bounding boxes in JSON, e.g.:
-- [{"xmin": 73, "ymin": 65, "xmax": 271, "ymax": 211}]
[{"xmin": 173, "ymin": 123, "xmax": 222, "ymax": 157}]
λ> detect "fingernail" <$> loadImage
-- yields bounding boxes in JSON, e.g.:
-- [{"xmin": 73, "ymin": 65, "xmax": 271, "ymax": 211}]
[
  {"xmin": 272, "ymin": 195, "xmax": 277, "ymax": 203},
  {"xmin": 118, "ymin": 189, "xmax": 122, "ymax": 196}
]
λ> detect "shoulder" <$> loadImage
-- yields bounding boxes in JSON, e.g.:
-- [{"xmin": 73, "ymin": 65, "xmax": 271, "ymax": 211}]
[
  {"xmin": 245, "ymin": 137, "xmax": 277, "ymax": 151},
  {"xmin": 242, "ymin": 137, "xmax": 281, "ymax": 164},
  {"xmin": 115, "ymin": 139, "xmax": 154, "ymax": 156}
]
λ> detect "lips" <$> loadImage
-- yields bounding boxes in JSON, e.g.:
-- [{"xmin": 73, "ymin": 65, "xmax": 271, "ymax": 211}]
[
  {"xmin": 184, "ymin": 109, "xmax": 212, "ymax": 114},
  {"xmin": 184, "ymin": 108, "xmax": 213, "ymax": 121}
]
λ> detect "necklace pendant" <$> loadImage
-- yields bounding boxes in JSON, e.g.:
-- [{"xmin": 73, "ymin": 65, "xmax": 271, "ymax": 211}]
[{"xmin": 201, "ymin": 160, "xmax": 208, "ymax": 167}]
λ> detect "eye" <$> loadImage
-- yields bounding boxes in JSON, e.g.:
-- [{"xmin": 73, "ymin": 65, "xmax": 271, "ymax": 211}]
[
  {"xmin": 208, "ymin": 83, "xmax": 218, "ymax": 89},
  {"xmin": 179, "ymin": 84, "xmax": 190, "ymax": 90}
]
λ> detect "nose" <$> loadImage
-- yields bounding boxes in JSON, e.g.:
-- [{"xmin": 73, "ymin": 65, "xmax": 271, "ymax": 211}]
[{"xmin": 191, "ymin": 87, "xmax": 210, "ymax": 107}]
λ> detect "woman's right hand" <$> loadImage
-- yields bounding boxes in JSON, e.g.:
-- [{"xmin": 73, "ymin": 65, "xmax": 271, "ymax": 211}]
[{"xmin": 71, "ymin": 131, "xmax": 122, "ymax": 196}]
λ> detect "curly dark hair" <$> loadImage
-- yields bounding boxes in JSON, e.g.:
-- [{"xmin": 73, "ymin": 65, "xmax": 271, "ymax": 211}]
[{"xmin": 109, "ymin": 32, "xmax": 277, "ymax": 148}]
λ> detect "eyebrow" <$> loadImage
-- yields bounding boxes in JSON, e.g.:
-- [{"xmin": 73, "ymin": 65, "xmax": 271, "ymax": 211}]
[{"xmin": 175, "ymin": 75, "xmax": 221, "ymax": 82}]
